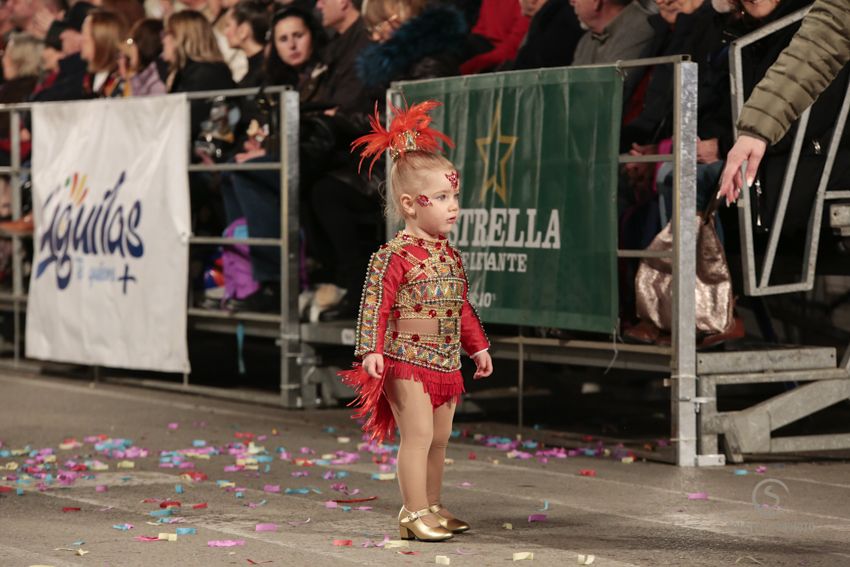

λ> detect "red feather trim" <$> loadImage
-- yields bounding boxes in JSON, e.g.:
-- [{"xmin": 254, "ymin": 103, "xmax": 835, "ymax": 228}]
[
  {"xmin": 338, "ymin": 360, "xmax": 465, "ymax": 444},
  {"xmin": 350, "ymin": 100, "xmax": 455, "ymax": 177}
]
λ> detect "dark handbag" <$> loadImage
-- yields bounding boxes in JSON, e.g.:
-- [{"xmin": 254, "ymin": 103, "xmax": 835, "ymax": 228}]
[{"xmin": 635, "ymin": 185, "xmax": 734, "ymax": 335}]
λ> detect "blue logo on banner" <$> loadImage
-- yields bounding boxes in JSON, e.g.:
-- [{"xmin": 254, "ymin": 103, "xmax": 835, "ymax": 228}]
[{"xmin": 35, "ymin": 171, "xmax": 144, "ymax": 293}]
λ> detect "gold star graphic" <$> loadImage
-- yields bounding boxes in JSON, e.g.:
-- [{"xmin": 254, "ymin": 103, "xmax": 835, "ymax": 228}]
[{"xmin": 476, "ymin": 103, "xmax": 518, "ymax": 204}]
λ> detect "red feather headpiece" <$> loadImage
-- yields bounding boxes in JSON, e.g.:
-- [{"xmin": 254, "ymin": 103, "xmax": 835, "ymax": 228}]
[{"xmin": 350, "ymin": 100, "xmax": 455, "ymax": 177}]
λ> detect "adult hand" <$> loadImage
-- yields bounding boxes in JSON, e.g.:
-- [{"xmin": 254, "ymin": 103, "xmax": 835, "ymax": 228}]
[
  {"xmin": 718, "ymin": 134, "xmax": 768, "ymax": 206},
  {"xmin": 696, "ymin": 137, "xmax": 720, "ymax": 164},
  {"xmin": 362, "ymin": 353, "xmax": 384, "ymax": 379},
  {"xmin": 472, "ymin": 351, "xmax": 493, "ymax": 379},
  {"xmin": 235, "ymin": 148, "xmax": 266, "ymax": 163}
]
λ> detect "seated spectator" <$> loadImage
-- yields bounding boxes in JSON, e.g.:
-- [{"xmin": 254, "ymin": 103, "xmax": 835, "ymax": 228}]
[
  {"xmin": 221, "ymin": 6, "xmax": 326, "ymax": 312},
  {"xmin": 460, "ymin": 0, "xmax": 529, "ymax": 74},
  {"xmin": 266, "ymin": 5, "xmax": 326, "ymax": 92},
  {"xmin": 30, "ymin": 2, "xmax": 95, "ymax": 101},
  {"xmin": 0, "ymin": 33, "xmax": 42, "ymax": 165},
  {"xmin": 9, "ymin": 0, "xmax": 62, "ymax": 38},
  {"xmin": 571, "ymin": 0, "xmax": 654, "ymax": 65},
  {"xmin": 122, "ymin": 18, "xmax": 167, "ymax": 96},
  {"xmin": 80, "ymin": 10, "xmax": 128, "ymax": 97},
  {"xmin": 223, "ymin": 0, "xmax": 271, "ymax": 88},
  {"xmin": 356, "ymin": 0, "xmax": 467, "ymax": 87},
  {"xmin": 163, "ymin": 10, "xmax": 236, "ymax": 138},
  {"xmin": 511, "ymin": 0, "xmax": 583, "ymax": 70}
]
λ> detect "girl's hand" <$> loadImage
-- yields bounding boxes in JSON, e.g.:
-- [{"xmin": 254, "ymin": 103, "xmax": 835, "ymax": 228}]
[
  {"xmin": 363, "ymin": 353, "xmax": 384, "ymax": 379},
  {"xmin": 472, "ymin": 351, "xmax": 493, "ymax": 379}
]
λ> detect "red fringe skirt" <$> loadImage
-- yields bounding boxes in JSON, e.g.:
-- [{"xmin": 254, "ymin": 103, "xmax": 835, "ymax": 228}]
[{"xmin": 338, "ymin": 358, "xmax": 464, "ymax": 444}]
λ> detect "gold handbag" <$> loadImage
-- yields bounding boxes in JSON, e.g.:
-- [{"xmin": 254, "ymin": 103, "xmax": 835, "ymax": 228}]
[{"xmin": 635, "ymin": 191, "xmax": 734, "ymax": 335}]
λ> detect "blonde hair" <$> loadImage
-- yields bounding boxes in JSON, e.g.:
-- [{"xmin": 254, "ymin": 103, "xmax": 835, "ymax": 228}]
[
  {"xmin": 84, "ymin": 11, "xmax": 128, "ymax": 73},
  {"xmin": 387, "ymin": 151, "xmax": 455, "ymax": 224},
  {"xmin": 361, "ymin": 0, "xmax": 428, "ymax": 28},
  {"xmin": 166, "ymin": 10, "xmax": 224, "ymax": 73},
  {"xmin": 5, "ymin": 33, "xmax": 44, "ymax": 78}
]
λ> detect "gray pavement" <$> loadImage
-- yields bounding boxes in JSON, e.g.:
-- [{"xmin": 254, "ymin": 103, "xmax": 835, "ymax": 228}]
[{"xmin": 1, "ymin": 372, "xmax": 849, "ymax": 567}]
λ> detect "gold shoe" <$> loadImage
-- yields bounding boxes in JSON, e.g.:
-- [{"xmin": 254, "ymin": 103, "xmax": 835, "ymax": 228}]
[
  {"xmin": 429, "ymin": 503, "xmax": 471, "ymax": 533},
  {"xmin": 398, "ymin": 506, "xmax": 453, "ymax": 542}
]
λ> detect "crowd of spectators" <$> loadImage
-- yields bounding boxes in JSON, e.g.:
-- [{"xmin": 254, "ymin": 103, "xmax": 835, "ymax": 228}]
[{"xmin": 0, "ymin": 0, "xmax": 843, "ymax": 324}]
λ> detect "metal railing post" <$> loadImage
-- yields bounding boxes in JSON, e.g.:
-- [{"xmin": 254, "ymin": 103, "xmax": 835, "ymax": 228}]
[
  {"xmin": 279, "ymin": 90, "xmax": 301, "ymax": 407},
  {"xmin": 671, "ymin": 61, "xmax": 698, "ymax": 467},
  {"xmin": 10, "ymin": 109, "xmax": 22, "ymax": 367}
]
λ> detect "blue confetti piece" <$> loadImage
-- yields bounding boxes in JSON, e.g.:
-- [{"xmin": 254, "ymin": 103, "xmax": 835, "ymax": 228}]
[
  {"xmin": 15, "ymin": 488, "xmax": 23, "ymax": 496},
  {"xmin": 149, "ymin": 509, "xmax": 173, "ymax": 517},
  {"xmin": 734, "ymin": 469, "xmax": 749, "ymax": 476},
  {"xmin": 112, "ymin": 524, "xmax": 133, "ymax": 531},
  {"xmin": 71, "ymin": 541, "xmax": 85, "ymax": 547},
  {"xmin": 324, "ymin": 426, "xmax": 336, "ymax": 434},
  {"xmin": 175, "ymin": 484, "xmax": 184, "ymax": 494},
  {"xmin": 236, "ymin": 492, "xmax": 244, "ymax": 498},
  {"xmin": 341, "ymin": 506, "xmax": 352, "ymax": 512},
  {"xmin": 264, "ymin": 464, "xmax": 271, "ymax": 473},
  {"xmin": 314, "ymin": 459, "xmax": 330, "ymax": 466},
  {"xmin": 176, "ymin": 527, "xmax": 197, "ymax": 535},
  {"xmin": 450, "ymin": 429, "xmax": 461, "ymax": 438},
  {"xmin": 335, "ymin": 471, "xmax": 349, "ymax": 479},
  {"xmin": 256, "ymin": 456, "xmax": 274, "ymax": 463},
  {"xmin": 0, "ymin": 450, "xmax": 10, "ymax": 458},
  {"xmin": 216, "ymin": 480, "xmax": 232, "ymax": 487},
  {"xmin": 192, "ymin": 440, "xmax": 206, "ymax": 448},
  {"xmin": 284, "ymin": 488, "xmax": 310, "ymax": 495},
  {"xmin": 539, "ymin": 500, "xmax": 549, "ymax": 511}
]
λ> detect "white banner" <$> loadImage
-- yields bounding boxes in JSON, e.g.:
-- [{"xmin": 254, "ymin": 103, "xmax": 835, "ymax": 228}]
[{"xmin": 26, "ymin": 95, "xmax": 191, "ymax": 372}]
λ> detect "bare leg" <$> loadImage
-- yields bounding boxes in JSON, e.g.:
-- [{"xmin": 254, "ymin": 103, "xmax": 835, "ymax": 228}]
[
  {"xmin": 427, "ymin": 399, "xmax": 457, "ymax": 518},
  {"xmin": 384, "ymin": 378, "xmax": 441, "ymax": 527}
]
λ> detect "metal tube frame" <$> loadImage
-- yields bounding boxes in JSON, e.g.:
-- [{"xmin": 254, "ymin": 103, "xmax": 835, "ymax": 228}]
[{"xmin": 729, "ymin": 6, "xmax": 850, "ymax": 296}]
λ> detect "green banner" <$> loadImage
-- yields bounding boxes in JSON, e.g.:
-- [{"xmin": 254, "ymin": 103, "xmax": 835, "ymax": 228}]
[{"xmin": 396, "ymin": 67, "xmax": 622, "ymax": 333}]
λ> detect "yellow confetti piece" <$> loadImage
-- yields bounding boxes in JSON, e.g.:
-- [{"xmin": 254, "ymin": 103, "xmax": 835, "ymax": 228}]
[
  {"xmin": 502, "ymin": 523, "xmax": 513, "ymax": 530},
  {"xmin": 247, "ymin": 443, "xmax": 265, "ymax": 455},
  {"xmin": 577, "ymin": 554, "xmax": 595, "ymax": 565},
  {"xmin": 90, "ymin": 462, "xmax": 109, "ymax": 471},
  {"xmin": 244, "ymin": 465, "xmax": 259, "ymax": 471},
  {"xmin": 621, "ymin": 457, "xmax": 635, "ymax": 464},
  {"xmin": 158, "ymin": 533, "xmax": 178, "ymax": 542},
  {"xmin": 219, "ymin": 482, "xmax": 236, "ymax": 489},
  {"xmin": 321, "ymin": 453, "xmax": 335, "ymax": 460},
  {"xmin": 4, "ymin": 462, "xmax": 18, "ymax": 471},
  {"xmin": 383, "ymin": 540, "xmax": 409, "ymax": 549},
  {"xmin": 492, "ymin": 459, "xmax": 500, "ymax": 465},
  {"xmin": 117, "ymin": 461, "xmax": 135, "ymax": 469},
  {"xmin": 436, "ymin": 556, "xmax": 451, "ymax": 565},
  {"xmin": 513, "ymin": 552, "xmax": 534, "ymax": 561},
  {"xmin": 75, "ymin": 549, "xmax": 89, "ymax": 556},
  {"xmin": 337, "ymin": 437, "xmax": 350, "ymax": 443},
  {"xmin": 43, "ymin": 455, "xmax": 57, "ymax": 464},
  {"xmin": 443, "ymin": 458, "xmax": 455, "ymax": 465},
  {"xmin": 373, "ymin": 473, "xmax": 396, "ymax": 481},
  {"xmin": 236, "ymin": 458, "xmax": 258, "ymax": 466},
  {"xmin": 188, "ymin": 454, "xmax": 210, "ymax": 460}
]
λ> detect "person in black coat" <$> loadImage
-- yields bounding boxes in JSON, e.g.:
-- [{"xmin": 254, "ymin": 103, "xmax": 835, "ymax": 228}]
[
  {"xmin": 512, "ymin": 0, "xmax": 583, "ymax": 70},
  {"xmin": 223, "ymin": 0, "xmax": 271, "ymax": 89}
]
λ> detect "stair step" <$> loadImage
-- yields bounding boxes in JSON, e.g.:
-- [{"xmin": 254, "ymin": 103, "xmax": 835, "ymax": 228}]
[{"xmin": 697, "ymin": 347, "xmax": 836, "ymax": 375}]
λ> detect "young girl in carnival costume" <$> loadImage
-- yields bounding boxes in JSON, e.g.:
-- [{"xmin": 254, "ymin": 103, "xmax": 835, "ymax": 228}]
[{"xmin": 340, "ymin": 101, "xmax": 493, "ymax": 542}]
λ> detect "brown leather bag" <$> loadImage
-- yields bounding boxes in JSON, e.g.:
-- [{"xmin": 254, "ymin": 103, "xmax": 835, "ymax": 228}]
[{"xmin": 635, "ymin": 191, "xmax": 734, "ymax": 335}]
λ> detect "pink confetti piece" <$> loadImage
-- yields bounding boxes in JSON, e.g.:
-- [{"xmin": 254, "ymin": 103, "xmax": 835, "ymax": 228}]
[
  {"xmin": 134, "ymin": 536, "xmax": 161, "ymax": 542},
  {"xmin": 325, "ymin": 501, "xmax": 338, "ymax": 509},
  {"xmin": 756, "ymin": 466, "xmax": 767, "ymax": 474},
  {"xmin": 455, "ymin": 548, "xmax": 478, "ymax": 555},
  {"xmin": 208, "ymin": 540, "xmax": 245, "ymax": 547},
  {"xmin": 457, "ymin": 482, "xmax": 473, "ymax": 488},
  {"xmin": 333, "ymin": 539, "xmax": 352, "ymax": 546},
  {"xmin": 291, "ymin": 471, "xmax": 309, "ymax": 478},
  {"xmin": 355, "ymin": 506, "xmax": 372, "ymax": 511},
  {"xmin": 263, "ymin": 485, "xmax": 280, "ymax": 493},
  {"xmin": 687, "ymin": 492, "xmax": 709, "ymax": 500},
  {"xmin": 255, "ymin": 523, "xmax": 278, "ymax": 532},
  {"xmin": 528, "ymin": 514, "xmax": 547, "ymax": 522},
  {"xmin": 167, "ymin": 423, "xmax": 179, "ymax": 430}
]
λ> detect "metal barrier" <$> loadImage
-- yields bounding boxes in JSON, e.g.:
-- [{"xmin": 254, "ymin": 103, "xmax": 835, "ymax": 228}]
[
  {"xmin": 696, "ymin": 10, "xmax": 850, "ymax": 463},
  {"xmin": 0, "ymin": 87, "xmax": 305, "ymax": 407}
]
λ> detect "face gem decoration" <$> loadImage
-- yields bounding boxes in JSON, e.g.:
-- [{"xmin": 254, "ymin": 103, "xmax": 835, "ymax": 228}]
[
  {"xmin": 445, "ymin": 171, "xmax": 459, "ymax": 190},
  {"xmin": 415, "ymin": 194, "xmax": 432, "ymax": 207}
]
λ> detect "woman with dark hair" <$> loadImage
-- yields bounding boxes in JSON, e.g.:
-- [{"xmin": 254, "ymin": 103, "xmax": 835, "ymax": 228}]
[
  {"xmin": 80, "ymin": 10, "xmax": 128, "ymax": 97},
  {"xmin": 224, "ymin": 0, "xmax": 272, "ymax": 88},
  {"xmin": 219, "ymin": 5, "xmax": 326, "ymax": 312},
  {"xmin": 122, "ymin": 18, "xmax": 166, "ymax": 96},
  {"xmin": 265, "ymin": 5, "xmax": 326, "ymax": 92}
]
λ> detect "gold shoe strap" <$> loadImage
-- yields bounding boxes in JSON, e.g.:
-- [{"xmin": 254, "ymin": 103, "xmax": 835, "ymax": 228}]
[{"xmin": 402, "ymin": 506, "xmax": 434, "ymax": 522}]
